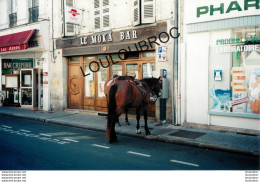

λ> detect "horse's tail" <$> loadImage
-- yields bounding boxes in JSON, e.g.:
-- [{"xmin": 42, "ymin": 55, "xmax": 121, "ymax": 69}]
[{"xmin": 107, "ymin": 84, "xmax": 117, "ymax": 139}]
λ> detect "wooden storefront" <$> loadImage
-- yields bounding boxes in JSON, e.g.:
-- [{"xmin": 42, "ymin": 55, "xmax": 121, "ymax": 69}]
[{"xmin": 67, "ymin": 51, "xmax": 156, "ymax": 115}]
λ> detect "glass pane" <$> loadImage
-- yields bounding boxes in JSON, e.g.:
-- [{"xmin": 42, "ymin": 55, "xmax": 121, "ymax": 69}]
[
  {"xmin": 85, "ymin": 65, "xmax": 95, "ymax": 97},
  {"xmin": 98, "ymin": 67, "xmax": 108, "ymax": 98},
  {"xmin": 143, "ymin": 63, "xmax": 155, "ymax": 78},
  {"xmin": 21, "ymin": 88, "xmax": 32, "ymax": 105},
  {"xmin": 84, "ymin": 56, "xmax": 95, "ymax": 61},
  {"xmin": 70, "ymin": 57, "xmax": 80, "ymax": 62},
  {"xmin": 126, "ymin": 64, "xmax": 139, "ymax": 79},
  {"xmin": 21, "ymin": 70, "xmax": 32, "ymax": 87},
  {"xmin": 142, "ymin": 52, "xmax": 156, "ymax": 57},
  {"xmin": 112, "ymin": 64, "xmax": 122, "ymax": 77}
]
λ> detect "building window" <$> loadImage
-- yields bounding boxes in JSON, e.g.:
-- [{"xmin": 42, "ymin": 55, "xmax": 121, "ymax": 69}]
[
  {"xmin": 64, "ymin": 0, "xmax": 75, "ymax": 36},
  {"xmin": 9, "ymin": 0, "xmax": 17, "ymax": 27},
  {"xmin": 209, "ymin": 26, "xmax": 260, "ymax": 115},
  {"xmin": 29, "ymin": 0, "xmax": 39, "ymax": 23},
  {"xmin": 9, "ymin": 13, "xmax": 17, "ymax": 27},
  {"xmin": 94, "ymin": 0, "xmax": 110, "ymax": 31},
  {"xmin": 133, "ymin": 0, "xmax": 155, "ymax": 26}
]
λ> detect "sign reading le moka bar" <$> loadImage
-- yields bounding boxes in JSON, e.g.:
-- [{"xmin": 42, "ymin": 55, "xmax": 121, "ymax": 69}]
[{"xmin": 56, "ymin": 22, "xmax": 167, "ymax": 53}]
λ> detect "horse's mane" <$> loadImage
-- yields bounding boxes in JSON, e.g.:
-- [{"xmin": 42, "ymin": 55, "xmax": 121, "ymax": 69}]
[{"xmin": 141, "ymin": 78, "xmax": 159, "ymax": 87}]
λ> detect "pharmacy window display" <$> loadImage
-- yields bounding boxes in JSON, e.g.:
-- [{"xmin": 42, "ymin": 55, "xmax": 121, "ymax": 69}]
[{"xmin": 209, "ymin": 27, "xmax": 260, "ymax": 115}]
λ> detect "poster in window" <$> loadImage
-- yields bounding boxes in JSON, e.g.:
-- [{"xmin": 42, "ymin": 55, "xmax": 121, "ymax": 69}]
[
  {"xmin": 247, "ymin": 71, "xmax": 260, "ymax": 114},
  {"xmin": 24, "ymin": 75, "xmax": 31, "ymax": 86},
  {"xmin": 6, "ymin": 76, "xmax": 18, "ymax": 88},
  {"xmin": 210, "ymin": 87, "xmax": 231, "ymax": 112}
]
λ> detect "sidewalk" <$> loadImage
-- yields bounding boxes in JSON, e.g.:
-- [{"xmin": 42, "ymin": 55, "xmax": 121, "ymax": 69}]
[{"xmin": 0, "ymin": 107, "xmax": 259, "ymax": 156}]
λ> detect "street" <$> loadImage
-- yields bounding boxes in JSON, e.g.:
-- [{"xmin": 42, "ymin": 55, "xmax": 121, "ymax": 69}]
[{"xmin": 0, "ymin": 115, "xmax": 259, "ymax": 170}]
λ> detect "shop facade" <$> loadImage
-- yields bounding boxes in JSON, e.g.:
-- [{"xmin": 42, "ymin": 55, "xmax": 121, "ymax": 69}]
[
  {"xmin": 56, "ymin": 22, "xmax": 173, "ymax": 118},
  {"xmin": 0, "ymin": 22, "xmax": 50, "ymax": 110},
  {"xmin": 182, "ymin": 0, "xmax": 260, "ymax": 131}
]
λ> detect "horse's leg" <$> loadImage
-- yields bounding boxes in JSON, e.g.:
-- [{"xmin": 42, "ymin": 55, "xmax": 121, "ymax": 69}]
[
  {"xmin": 109, "ymin": 115, "xmax": 118, "ymax": 143},
  {"xmin": 125, "ymin": 107, "xmax": 130, "ymax": 125},
  {"xmin": 115, "ymin": 115, "xmax": 121, "ymax": 127},
  {"xmin": 136, "ymin": 107, "xmax": 141, "ymax": 134},
  {"xmin": 143, "ymin": 104, "xmax": 151, "ymax": 135}
]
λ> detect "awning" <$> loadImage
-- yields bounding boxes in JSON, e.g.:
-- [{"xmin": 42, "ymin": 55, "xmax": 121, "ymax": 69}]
[{"xmin": 0, "ymin": 29, "xmax": 36, "ymax": 53}]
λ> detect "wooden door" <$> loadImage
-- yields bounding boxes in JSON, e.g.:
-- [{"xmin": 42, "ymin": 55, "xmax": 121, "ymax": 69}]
[{"xmin": 68, "ymin": 57, "xmax": 83, "ymax": 109}]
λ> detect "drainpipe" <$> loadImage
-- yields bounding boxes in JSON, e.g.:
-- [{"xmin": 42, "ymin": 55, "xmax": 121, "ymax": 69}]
[{"xmin": 172, "ymin": 0, "xmax": 178, "ymax": 125}]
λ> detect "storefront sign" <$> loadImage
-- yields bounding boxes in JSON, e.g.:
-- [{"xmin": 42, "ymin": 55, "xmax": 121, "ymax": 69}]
[
  {"xmin": 217, "ymin": 44, "xmax": 260, "ymax": 53},
  {"xmin": 216, "ymin": 36, "xmax": 260, "ymax": 45},
  {"xmin": 65, "ymin": 6, "xmax": 82, "ymax": 25},
  {"xmin": 57, "ymin": 22, "xmax": 168, "ymax": 49},
  {"xmin": 0, "ymin": 44, "xmax": 28, "ymax": 53},
  {"xmin": 2, "ymin": 59, "xmax": 34, "ymax": 69},
  {"xmin": 80, "ymin": 30, "xmax": 137, "ymax": 45},
  {"xmin": 185, "ymin": 0, "xmax": 260, "ymax": 24}
]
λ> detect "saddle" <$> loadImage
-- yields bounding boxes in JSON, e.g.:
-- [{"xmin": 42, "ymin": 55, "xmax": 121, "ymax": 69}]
[{"xmin": 109, "ymin": 75, "xmax": 147, "ymax": 95}]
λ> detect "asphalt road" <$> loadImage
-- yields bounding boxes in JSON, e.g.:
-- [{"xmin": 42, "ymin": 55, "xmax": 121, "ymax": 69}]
[{"xmin": 0, "ymin": 115, "xmax": 259, "ymax": 170}]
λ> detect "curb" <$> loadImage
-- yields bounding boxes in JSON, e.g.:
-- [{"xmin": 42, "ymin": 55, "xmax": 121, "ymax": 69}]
[{"xmin": 1, "ymin": 113, "xmax": 259, "ymax": 157}]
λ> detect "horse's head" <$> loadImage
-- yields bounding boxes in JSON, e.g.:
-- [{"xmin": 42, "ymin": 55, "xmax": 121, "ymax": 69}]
[{"xmin": 142, "ymin": 77, "xmax": 162, "ymax": 97}]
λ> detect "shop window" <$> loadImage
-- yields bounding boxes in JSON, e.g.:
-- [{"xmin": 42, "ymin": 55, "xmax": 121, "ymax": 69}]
[
  {"xmin": 97, "ymin": 59, "xmax": 109, "ymax": 98},
  {"xmin": 112, "ymin": 64, "xmax": 122, "ymax": 76},
  {"xmin": 126, "ymin": 64, "xmax": 139, "ymax": 79},
  {"xmin": 143, "ymin": 63, "xmax": 154, "ymax": 78},
  {"xmin": 85, "ymin": 65, "xmax": 95, "ymax": 97},
  {"xmin": 209, "ymin": 27, "xmax": 260, "ymax": 115}
]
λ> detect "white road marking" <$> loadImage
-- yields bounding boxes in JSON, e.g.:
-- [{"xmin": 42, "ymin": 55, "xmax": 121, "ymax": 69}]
[
  {"xmin": 42, "ymin": 132, "xmax": 77, "ymax": 136},
  {"xmin": 92, "ymin": 144, "xmax": 110, "ymax": 149},
  {"xmin": 127, "ymin": 151, "xmax": 151, "ymax": 158},
  {"xmin": 58, "ymin": 136, "xmax": 94, "ymax": 140},
  {"xmin": 63, "ymin": 138, "xmax": 79, "ymax": 143},
  {"xmin": 39, "ymin": 133, "xmax": 52, "ymax": 137},
  {"xmin": 20, "ymin": 129, "xmax": 31, "ymax": 132},
  {"xmin": 170, "ymin": 160, "xmax": 199, "ymax": 167},
  {"xmin": 1, "ymin": 125, "xmax": 12, "ymax": 128}
]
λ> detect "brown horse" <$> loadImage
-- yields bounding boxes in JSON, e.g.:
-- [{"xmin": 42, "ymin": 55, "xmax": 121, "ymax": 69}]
[{"xmin": 104, "ymin": 77, "xmax": 161, "ymax": 143}]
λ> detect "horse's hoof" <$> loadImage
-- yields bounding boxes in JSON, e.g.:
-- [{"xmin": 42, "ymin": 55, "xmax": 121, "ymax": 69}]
[
  {"xmin": 136, "ymin": 129, "xmax": 141, "ymax": 134},
  {"xmin": 109, "ymin": 136, "xmax": 117, "ymax": 144},
  {"xmin": 146, "ymin": 131, "xmax": 151, "ymax": 135}
]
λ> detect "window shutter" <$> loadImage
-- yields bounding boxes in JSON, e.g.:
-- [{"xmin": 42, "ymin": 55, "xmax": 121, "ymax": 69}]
[
  {"xmin": 9, "ymin": 0, "xmax": 17, "ymax": 13},
  {"xmin": 64, "ymin": 0, "xmax": 75, "ymax": 36},
  {"xmin": 32, "ymin": 0, "xmax": 39, "ymax": 7},
  {"xmin": 141, "ymin": 0, "xmax": 155, "ymax": 24},
  {"xmin": 28, "ymin": 0, "xmax": 32, "ymax": 8},
  {"xmin": 133, "ymin": 0, "xmax": 140, "ymax": 26},
  {"xmin": 102, "ymin": 0, "xmax": 109, "ymax": 29},
  {"xmin": 8, "ymin": 0, "xmax": 12, "ymax": 14},
  {"xmin": 94, "ymin": 0, "xmax": 101, "ymax": 30}
]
